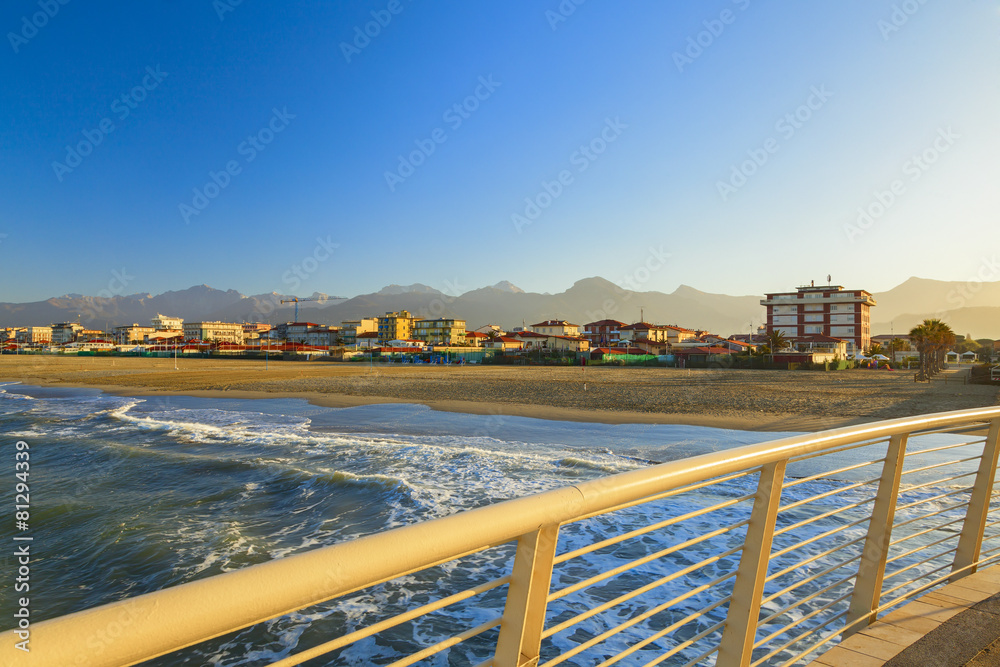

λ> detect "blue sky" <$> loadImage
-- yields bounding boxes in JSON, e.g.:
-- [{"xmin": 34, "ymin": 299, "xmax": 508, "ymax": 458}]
[{"xmin": 2, "ymin": 1, "xmax": 998, "ymax": 302}]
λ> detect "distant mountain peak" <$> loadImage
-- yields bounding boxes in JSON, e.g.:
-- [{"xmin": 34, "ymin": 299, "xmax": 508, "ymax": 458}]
[
  {"xmin": 491, "ymin": 280, "xmax": 524, "ymax": 294},
  {"xmin": 377, "ymin": 283, "xmax": 441, "ymax": 296}
]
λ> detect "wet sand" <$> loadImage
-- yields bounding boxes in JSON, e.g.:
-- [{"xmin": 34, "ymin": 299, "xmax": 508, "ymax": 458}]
[{"xmin": 3, "ymin": 356, "xmax": 998, "ymax": 432}]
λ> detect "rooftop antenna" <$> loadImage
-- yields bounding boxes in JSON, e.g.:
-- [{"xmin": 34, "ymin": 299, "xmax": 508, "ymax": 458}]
[{"xmin": 827, "ymin": 274, "xmax": 832, "ymax": 287}]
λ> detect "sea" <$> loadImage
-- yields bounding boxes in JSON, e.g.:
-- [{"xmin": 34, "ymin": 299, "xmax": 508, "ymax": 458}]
[{"xmin": 0, "ymin": 382, "xmax": 985, "ymax": 666}]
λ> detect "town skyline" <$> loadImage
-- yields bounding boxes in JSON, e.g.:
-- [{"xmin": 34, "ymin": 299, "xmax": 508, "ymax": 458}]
[{"xmin": 2, "ymin": 3, "xmax": 999, "ymax": 303}]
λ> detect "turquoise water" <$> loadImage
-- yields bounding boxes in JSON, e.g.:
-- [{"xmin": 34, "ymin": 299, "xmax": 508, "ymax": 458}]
[{"xmin": 0, "ymin": 383, "xmax": 984, "ymax": 665}]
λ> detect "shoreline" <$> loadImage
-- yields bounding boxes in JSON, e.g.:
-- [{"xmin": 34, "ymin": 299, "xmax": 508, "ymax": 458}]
[
  {"xmin": 19, "ymin": 381, "xmax": 862, "ymax": 432},
  {"xmin": 2, "ymin": 356, "xmax": 997, "ymax": 433}
]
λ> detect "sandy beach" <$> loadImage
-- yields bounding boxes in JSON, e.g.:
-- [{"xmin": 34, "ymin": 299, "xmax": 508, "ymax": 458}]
[{"xmin": 2, "ymin": 355, "xmax": 997, "ymax": 432}]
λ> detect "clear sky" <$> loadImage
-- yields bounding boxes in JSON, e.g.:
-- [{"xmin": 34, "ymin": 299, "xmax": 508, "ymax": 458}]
[{"xmin": 2, "ymin": 1, "xmax": 998, "ymax": 302}]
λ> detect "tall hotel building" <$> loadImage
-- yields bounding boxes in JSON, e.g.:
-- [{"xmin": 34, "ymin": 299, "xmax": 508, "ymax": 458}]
[{"xmin": 761, "ymin": 282, "xmax": 876, "ymax": 355}]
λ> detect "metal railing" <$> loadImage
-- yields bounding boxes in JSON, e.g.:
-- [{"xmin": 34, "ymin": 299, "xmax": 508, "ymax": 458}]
[{"xmin": 5, "ymin": 406, "xmax": 1000, "ymax": 666}]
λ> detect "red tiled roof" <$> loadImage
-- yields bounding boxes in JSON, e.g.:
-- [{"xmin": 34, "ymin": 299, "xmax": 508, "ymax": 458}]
[
  {"xmin": 530, "ymin": 320, "xmax": 578, "ymax": 327},
  {"xmin": 584, "ymin": 319, "xmax": 626, "ymax": 328}
]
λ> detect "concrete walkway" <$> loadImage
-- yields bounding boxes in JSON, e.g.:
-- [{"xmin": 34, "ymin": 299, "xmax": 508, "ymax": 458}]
[{"xmin": 808, "ymin": 565, "xmax": 1000, "ymax": 666}]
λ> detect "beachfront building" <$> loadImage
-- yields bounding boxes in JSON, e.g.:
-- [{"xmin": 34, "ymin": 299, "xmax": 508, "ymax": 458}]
[
  {"xmin": 378, "ymin": 311, "xmax": 419, "ymax": 344},
  {"xmin": 412, "ymin": 318, "xmax": 467, "ymax": 346},
  {"xmin": 791, "ymin": 334, "xmax": 849, "ymax": 358},
  {"xmin": 484, "ymin": 336, "xmax": 525, "ymax": 352},
  {"xmin": 305, "ymin": 327, "xmax": 341, "ymax": 347},
  {"xmin": 152, "ymin": 314, "xmax": 183, "ymax": 330},
  {"xmin": 51, "ymin": 322, "xmax": 85, "ymax": 344},
  {"xmin": 340, "ymin": 318, "xmax": 378, "ymax": 346},
  {"xmin": 17, "ymin": 326, "xmax": 53, "ymax": 344},
  {"xmin": 114, "ymin": 324, "xmax": 155, "ymax": 344},
  {"xmin": 464, "ymin": 331, "xmax": 489, "ymax": 347},
  {"xmin": 183, "ymin": 321, "xmax": 245, "ymax": 344},
  {"xmin": 582, "ymin": 319, "xmax": 626, "ymax": 347},
  {"xmin": 761, "ymin": 281, "xmax": 876, "ymax": 356},
  {"xmin": 513, "ymin": 331, "xmax": 590, "ymax": 352},
  {"xmin": 356, "ymin": 331, "xmax": 380, "ymax": 349},
  {"xmin": 273, "ymin": 322, "xmax": 320, "ymax": 344},
  {"xmin": 619, "ymin": 323, "xmax": 669, "ymax": 344},
  {"xmin": 530, "ymin": 320, "xmax": 580, "ymax": 337}
]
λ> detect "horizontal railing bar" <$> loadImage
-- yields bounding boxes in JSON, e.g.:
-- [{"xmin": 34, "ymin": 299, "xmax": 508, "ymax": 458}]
[
  {"xmin": 899, "ymin": 470, "xmax": 978, "ymax": 494},
  {"xmin": 554, "ymin": 493, "xmax": 754, "ymax": 565},
  {"xmin": 889, "ymin": 515, "xmax": 965, "ymax": 549},
  {"xmin": 592, "ymin": 598, "xmax": 731, "ymax": 667},
  {"xmin": 564, "ymin": 468, "xmax": 760, "ymax": 528},
  {"xmin": 758, "ymin": 571, "xmax": 857, "ymax": 628},
  {"xmin": 787, "ymin": 437, "xmax": 890, "ymax": 465},
  {"xmin": 753, "ymin": 590, "xmax": 853, "ymax": 650},
  {"xmin": 548, "ymin": 521, "xmax": 745, "ymax": 604},
  {"xmin": 680, "ymin": 645, "xmax": 721, "ymax": 667},
  {"xmin": 886, "ymin": 533, "xmax": 959, "ymax": 568},
  {"xmin": 896, "ymin": 486, "xmax": 975, "ymax": 512},
  {"xmin": 7, "ymin": 406, "xmax": 999, "ymax": 667},
  {"xmin": 899, "ymin": 455, "xmax": 982, "ymax": 478},
  {"xmin": 773, "ymin": 496, "xmax": 876, "ymax": 538},
  {"xmin": 775, "ymin": 620, "xmax": 849, "ymax": 667},
  {"xmin": 909, "ymin": 423, "xmax": 993, "ymax": 438},
  {"xmin": 881, "ymin": 554, "xmax": 957, "ymax": 598},
  {"xmin": 783, "ymin": 458, "xmax": 886, "ymax": 489},
  {"xmin": 769, "ymin": 519, "xmax": 868, "ymax": 562},
  {"xmin": 543, "ymin": 542, "xmax": 742, "ymax": 639},
  {"xmin": 892, "ymin": 500, "xmax": 970, "ymax": 532},
  {"xmin": 882, "ymin": 563, "xmax": 953, "ymax": 600},
  {"xmin": 904, "ymin": 438, "xmax": 987, "ymax": 458},
  {"xmin": 982, "ymin": 542, "xmax": 1000, "ymax": 556},
  {"xmin": 267, "ymin": 576, "xmax": 510, "ymax": 667},
  {"xmin": 387, "ymin": 617, "xmax": 502, "ymax": 667},
  {"xmin": 642, "ymin": 620, "xmax": 726, "ymax": 667},
  {"xmin": 763, "ymin": 554, "xmax": 862, "ymax": 604},
  {"xmin": 778, "ymin": 476, "xmax": 882, "ymax": 513},
  {"xmin": 542, "ymin": 572, "xmax": 734, "ymax": 667},
  {"xmin": 751, "ymin": 607, "xmax": 850, "ymax": 665},
  {"xmin": 876, "ymin": 554, "xmax": 1000, "ymax": 618}
]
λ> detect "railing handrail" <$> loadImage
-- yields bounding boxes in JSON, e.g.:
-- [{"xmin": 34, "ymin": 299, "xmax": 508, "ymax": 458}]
[{"xmin": 5, "ymin": 405, "xmax": 1000, "ymax": 666}]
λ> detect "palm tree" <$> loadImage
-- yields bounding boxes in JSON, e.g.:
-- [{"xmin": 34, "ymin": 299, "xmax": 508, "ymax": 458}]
[
  {"xmin": 868, "ymin": 342, "xmax": 883, "ymax": 357},
  {"xmin": 910, "ymin": 319, "xmax": 956, "ymax": 379},
  {"xmin": 909, "ymin": 323, "xmax": 931, "ymax": 380},
  {"xmin": 766, "ymin": 329, "xmax": 787, "ymax": 364}
]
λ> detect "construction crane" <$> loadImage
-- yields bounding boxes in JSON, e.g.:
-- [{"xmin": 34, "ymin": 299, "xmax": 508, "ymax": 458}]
[{"xmin": 279, "ymin": 296, "xmax": 344, "ymax": 322}]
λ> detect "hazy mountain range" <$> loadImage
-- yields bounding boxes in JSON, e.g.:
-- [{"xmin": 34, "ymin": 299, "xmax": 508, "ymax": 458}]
[{"xmin": 1, "ymin": 277, "xmax": 998, "ymax": 338}]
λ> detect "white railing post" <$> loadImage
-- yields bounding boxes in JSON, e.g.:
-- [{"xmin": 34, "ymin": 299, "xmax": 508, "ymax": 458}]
[
  {"xmin": 845, "ymin": 432, "xmax": 908, "ymax": 635},
  {"xmin": 951, "ymin": 418, "xmax": 1000, "ymax": 582},
  {"xmin": 494, "ymin": 524, "xmax": 560, "ymax": 667},
  {"xmin": 718, "ymin": 461, "xmax": 787, "ymax": 667}
]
